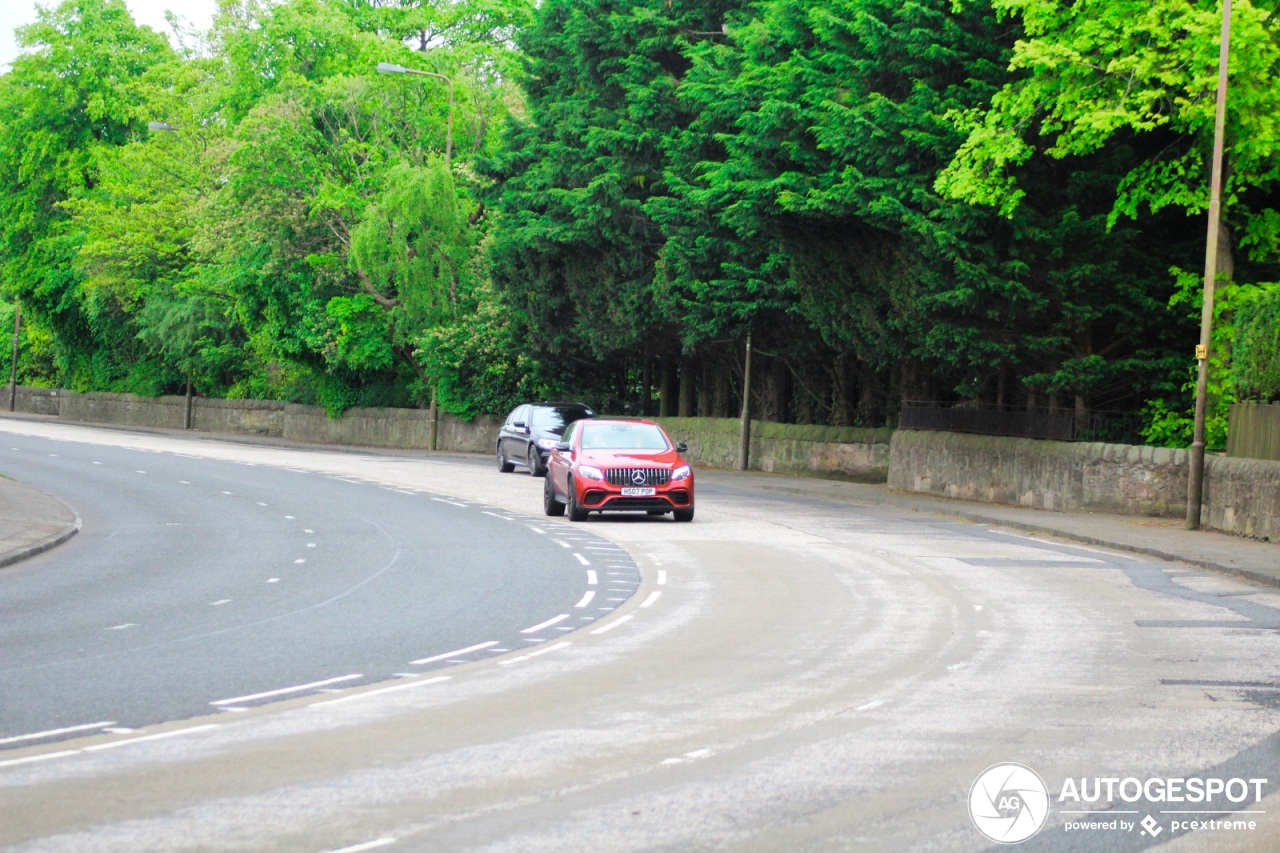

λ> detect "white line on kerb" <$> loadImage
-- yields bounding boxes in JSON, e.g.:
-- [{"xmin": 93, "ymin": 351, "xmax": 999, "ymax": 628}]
[
  {"xmin": 325, "ymin": 839, "xmax": 398, "ymax": 853},
  {"xmin": 0, "ymin": 721, "xmax": 116, "ymax": 747},
  {"xmin": 84, "ymin": 724, "xmax": 221, "ymax": 752},
  {"xmin": 574, "ymin": 553, "xmax": 591, "ymax": 566},
  {"xmin": 498, "ymin": 642, "xmax": 572, "ymax": 666},
  {"xmin": 411, "ymin": 641, "xmax": 499, "ymax": 665},
  {"xmin": 657, "ymin": 570, "xmax": 668, "ymax": 585},
  {"xmin": 0, "ymin": 750, "xmax": 82, "ymax": 769},
  {"xmin": 211, "ymin": 674, "xmax": 364, "ymax": 706},
  {"xmin": 574, "ymin": 590, "xmax": 596, "ymax": 608},
  {"xmin": 521, "ymin": 614, "xmax": 570, "ymax": 634},
  {"xmin": 311, "ymin": 676, "xmax": 450, "ymax": 708},
  {"xmin": 590, "ymin": 615, "xmax": 634, "ymax": 635}
]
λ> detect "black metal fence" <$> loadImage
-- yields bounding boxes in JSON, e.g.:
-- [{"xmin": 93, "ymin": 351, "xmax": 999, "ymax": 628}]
[{"xmin": 899, "ymin": 401, "xmax": 1145, "ymax": 444}]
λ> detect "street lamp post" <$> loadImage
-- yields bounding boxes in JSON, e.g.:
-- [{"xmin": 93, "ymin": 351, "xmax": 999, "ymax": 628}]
[
  {"xmin": 376, "ymin": 62, "xmax": 454, "ymax": 166},
  {"xmin": 7, "ymin": 302, "xmax": 19, "ymax": 412},
  {"xmin": 377, "ymin": 61, "xmax": 458, "ymax": 451},
  {"xmin": 1187, "ymin": 0, "xmax": 1233, "ymax": 530},
  {"xmin": 146, "ymin": 120, "xmax": 200, "ymax": 429}
]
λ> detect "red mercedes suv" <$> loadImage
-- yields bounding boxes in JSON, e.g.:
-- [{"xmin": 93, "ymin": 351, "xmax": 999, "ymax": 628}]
[{"xmin": 542, "ymin": 419, "xmax": 695, "ymax": 522}]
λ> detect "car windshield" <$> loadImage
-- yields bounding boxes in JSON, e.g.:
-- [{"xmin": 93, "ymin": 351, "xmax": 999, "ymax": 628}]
[
  {"xmin": 530, "ymin": 406, "xmax": 592, "ymax": 429},
  {"xmin": 580, "ymin": 423, "xmax": 670, "ymax": 451}
]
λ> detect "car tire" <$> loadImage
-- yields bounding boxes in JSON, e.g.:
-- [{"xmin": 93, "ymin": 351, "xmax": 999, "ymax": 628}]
[
  {"xmin": 566, "ymin": 476, "xmax": 588, "ymax": 522},
  {"xmin": 543, "ymin": 474, "xmax": 565, "ymax": 516},
  {"xmin": 673, "ymin": 506, "xmax": 695, "ymax": 522},
  {"xmin": 497, "ymin": 443, "xmax": 515, "ymax": 473},
  {"xmin": 528, "ymin": 446, "xmax": 543, "ymax": 477}
]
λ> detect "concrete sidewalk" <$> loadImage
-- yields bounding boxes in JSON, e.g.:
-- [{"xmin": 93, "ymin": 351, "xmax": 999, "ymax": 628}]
[
  {"xmin": 1, "ymin": 448, "xmax": 1275, "ymax": 590},
  {"xmin": 0, "ymin": 477, "xmax": 80, "ymax": 570},
  {"xmin": 699, "ymin": 469, "xmax": 1280, "ymax": 590}
]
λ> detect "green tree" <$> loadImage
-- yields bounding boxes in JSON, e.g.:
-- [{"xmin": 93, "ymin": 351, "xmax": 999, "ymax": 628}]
[
  {"xmin": 938, "ymin": 0, "xmax": 1280, "ymax": 443},
  {"xmin": 1231, "ymin": 283, "xmax": 1280, "ymax": 402},
  {"xmin": 0, "ymin": 0, "xmax": 175, "ymax": 387}
]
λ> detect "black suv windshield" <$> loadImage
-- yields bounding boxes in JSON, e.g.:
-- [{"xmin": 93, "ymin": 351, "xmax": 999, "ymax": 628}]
[{"xmin": 531, "ymin": 406, "xmax": 593, "ymax": 430}]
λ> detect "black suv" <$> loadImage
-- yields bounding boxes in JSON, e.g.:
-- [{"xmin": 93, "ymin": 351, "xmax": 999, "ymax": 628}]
[{"xmin": 497, "ymin": 402, "xmax": 596, "ymax": 477}]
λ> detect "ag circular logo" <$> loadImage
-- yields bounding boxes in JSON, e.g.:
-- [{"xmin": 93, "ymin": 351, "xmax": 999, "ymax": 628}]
[{"xmin": 969, "ymin": 763, "xmax": 1050, "ymax": 844}]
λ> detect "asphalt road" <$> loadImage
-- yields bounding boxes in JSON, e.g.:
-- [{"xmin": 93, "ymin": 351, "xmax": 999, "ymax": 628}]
[
  {"xmin": 0, "ymin": 430, "xmax": 634, "ymax": 743},
  {"xmin": 0, "ymin": 420, "xmax": 1277, "ymax": 852}
]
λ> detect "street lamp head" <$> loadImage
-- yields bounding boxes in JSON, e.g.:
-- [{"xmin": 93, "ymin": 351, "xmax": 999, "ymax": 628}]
[
  {"xmin": 377, "ymin": 62, "xmax": 407, "ymax": 75},
  {"xmin": 148, "ymin": 121, "xmax": 177, "ymax": 132}
]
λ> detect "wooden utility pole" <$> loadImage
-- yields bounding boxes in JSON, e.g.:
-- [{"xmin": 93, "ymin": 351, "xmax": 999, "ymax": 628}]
[
  {"xmin": 1188, "ymin": 0, "xmax": 1232, "ymax": 530},
  {"xmin": 738, "ymin": 333, "xmax": 753, "ymax": 471}
]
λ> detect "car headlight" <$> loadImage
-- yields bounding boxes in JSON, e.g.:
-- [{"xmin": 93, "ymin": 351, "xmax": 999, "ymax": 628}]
[
  {"xmin": 536, "ymin": 438, "xmax": 558, "ymax": 450},
  {"xmin": 578, "ymin": 465, "xmax": 605, "ymax": 481},
  {"xmin": 672, "ymin": 464, "xmax": 691, "ymax": 481}
]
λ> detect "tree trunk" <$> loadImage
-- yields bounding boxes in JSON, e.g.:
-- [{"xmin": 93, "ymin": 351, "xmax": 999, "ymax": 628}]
[{"xmin": 678, "ymin": 357, "xmax": 695, "ymax": 417}]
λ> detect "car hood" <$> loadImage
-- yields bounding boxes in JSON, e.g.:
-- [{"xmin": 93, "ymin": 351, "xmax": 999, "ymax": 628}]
[{"xmin": 577, "ymin": 450, "xmax": 684, "ymax": 468}]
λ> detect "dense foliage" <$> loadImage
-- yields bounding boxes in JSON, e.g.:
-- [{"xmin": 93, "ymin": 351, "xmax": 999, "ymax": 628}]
[{"xmin": 2, "ymin": 0, "xmax": 1278, "ymax": 444}]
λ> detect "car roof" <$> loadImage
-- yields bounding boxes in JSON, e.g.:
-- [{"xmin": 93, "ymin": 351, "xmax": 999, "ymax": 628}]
[{"xmin": 580, "ymin": 418, "xmax": 660, "ymax": 426}]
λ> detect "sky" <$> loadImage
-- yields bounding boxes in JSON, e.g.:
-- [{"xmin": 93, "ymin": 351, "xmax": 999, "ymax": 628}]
[{"xmin": 1, "ymin": 0, "xmax": 219, "ymax": 70}]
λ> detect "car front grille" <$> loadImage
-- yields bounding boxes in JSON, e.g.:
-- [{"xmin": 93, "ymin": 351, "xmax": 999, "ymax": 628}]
[{"xmin": 605, "ymin": 467, "xmax": 671, "ymax": 487}]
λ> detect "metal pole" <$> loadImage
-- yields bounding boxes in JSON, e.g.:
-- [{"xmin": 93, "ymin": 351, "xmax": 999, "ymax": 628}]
[
  {"xmin": 429, "ymin": 389, "xmax": 439, "ymax": 452},
  {"xmin": 184, "ymin": 373, "xmax": 194, "ymax": 430},
  {"xmin": 7, "ymin": 302, "xmax": 18, "ymax": 412},
  {"xmin": 738, "ymin": 333, "xmax": 752, "ymax": 471},
  {"xmin": 1187, "ymin": 0, "xmax": 1232, "ymax": 530},
  {"xmin": 377, "ymin": 63, "xmax": 453, "ymax": 166}
]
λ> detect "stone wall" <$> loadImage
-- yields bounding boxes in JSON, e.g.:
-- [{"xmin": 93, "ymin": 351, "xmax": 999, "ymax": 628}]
[
  {"xmin": 888, "ymin": 428, "xmax": 1280, "ymax": 540},
  {"xmin": 7, "ymin": 386, "xmax": 497, "ymax": 453},
  {"xmin": 888, "ymin": 429, "xmax": 1189, "ymax": 516},
  {"xmin": 1203, "ymin": 455, "xmax": 1280, "ymax": 541},
  {"xmin": 654, "ymin": 417, "xmax": 892, "ymax": 482},
  {"xmin": 8, "ymin": 386, "xmax": 1275, "ymax": 540}
]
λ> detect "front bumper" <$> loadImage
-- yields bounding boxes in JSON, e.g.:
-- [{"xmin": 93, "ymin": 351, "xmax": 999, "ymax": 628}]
[{"xmin": 578, "ymin": 486, "xmax": 693, "ymax": 512}]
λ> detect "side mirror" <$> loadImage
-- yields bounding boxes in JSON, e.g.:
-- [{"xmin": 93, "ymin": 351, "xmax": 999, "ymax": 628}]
[
  {"xmin": 513, "ymin": 420, "xmax": 528, "ymax": 430},
  {"xmin": 676, "ymin": 442, "xmax": 688, "ymax": 453},
  {"xmin": 555, "ymin": 441, "xmax": 572, "ymax": 453}
]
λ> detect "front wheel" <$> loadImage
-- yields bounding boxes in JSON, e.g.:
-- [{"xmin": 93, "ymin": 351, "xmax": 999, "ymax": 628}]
[
  {"xmin": 543, "ymin": 474, "xmax": 565, "ymax": 516},
  {"xmin": 673, "ymin": 506, "xmax": 695, "ymax": 522},
  {"xmin": 497, "ymin": 443, "xmax": 515, "ymax": 473},
  {"xmin": 566, "ymin": 476, "xmax": 588, "ymax": 522}
]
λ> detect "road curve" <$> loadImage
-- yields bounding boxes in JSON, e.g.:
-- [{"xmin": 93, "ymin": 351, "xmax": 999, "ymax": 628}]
[
  {"xmin": 0, "ymin": 419, "xmax": 1277, "ymax": 852},
  {"xmin": 0, "ymin": 426, "xmax": 633, "ymax": 743}
]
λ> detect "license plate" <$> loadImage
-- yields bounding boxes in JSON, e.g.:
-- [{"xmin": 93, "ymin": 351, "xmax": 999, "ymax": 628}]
[{"xmin": 621, "ymin": 487, "xmax": 656, "ymax": 497}]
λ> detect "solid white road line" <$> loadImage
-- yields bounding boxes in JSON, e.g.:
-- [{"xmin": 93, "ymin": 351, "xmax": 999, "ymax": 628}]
[
  {"xmin": 211, "ymin": 674, "xmax": 365, "ymax": 706},
  {"xmin": 520, "ymin": 614, "xmax": 570, "ymax": 634},
  {"xmin": 0, "ymin": 721, "xmax": 116, "ymax": 747},
  {"xmin": 574, "ymin": 591, "xmax": 596, "ymax": 608},
  {"xmin": 325, "ymin": 839, "xmax": 397, "ymax": 853},
  {"xmin": 311, "ymin": 676, "xmax": 451, "ymax": 708},
  {"xmin": 83, "ymin": 724, "xmax": 221, "ymax": 752},
  {"xmin": 590, "ymin": 614, "xmax": 634, "ymax": 635},
  {"xmin": 410, "ymin": 641, "xmax": 500, "ymax": 665}
]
